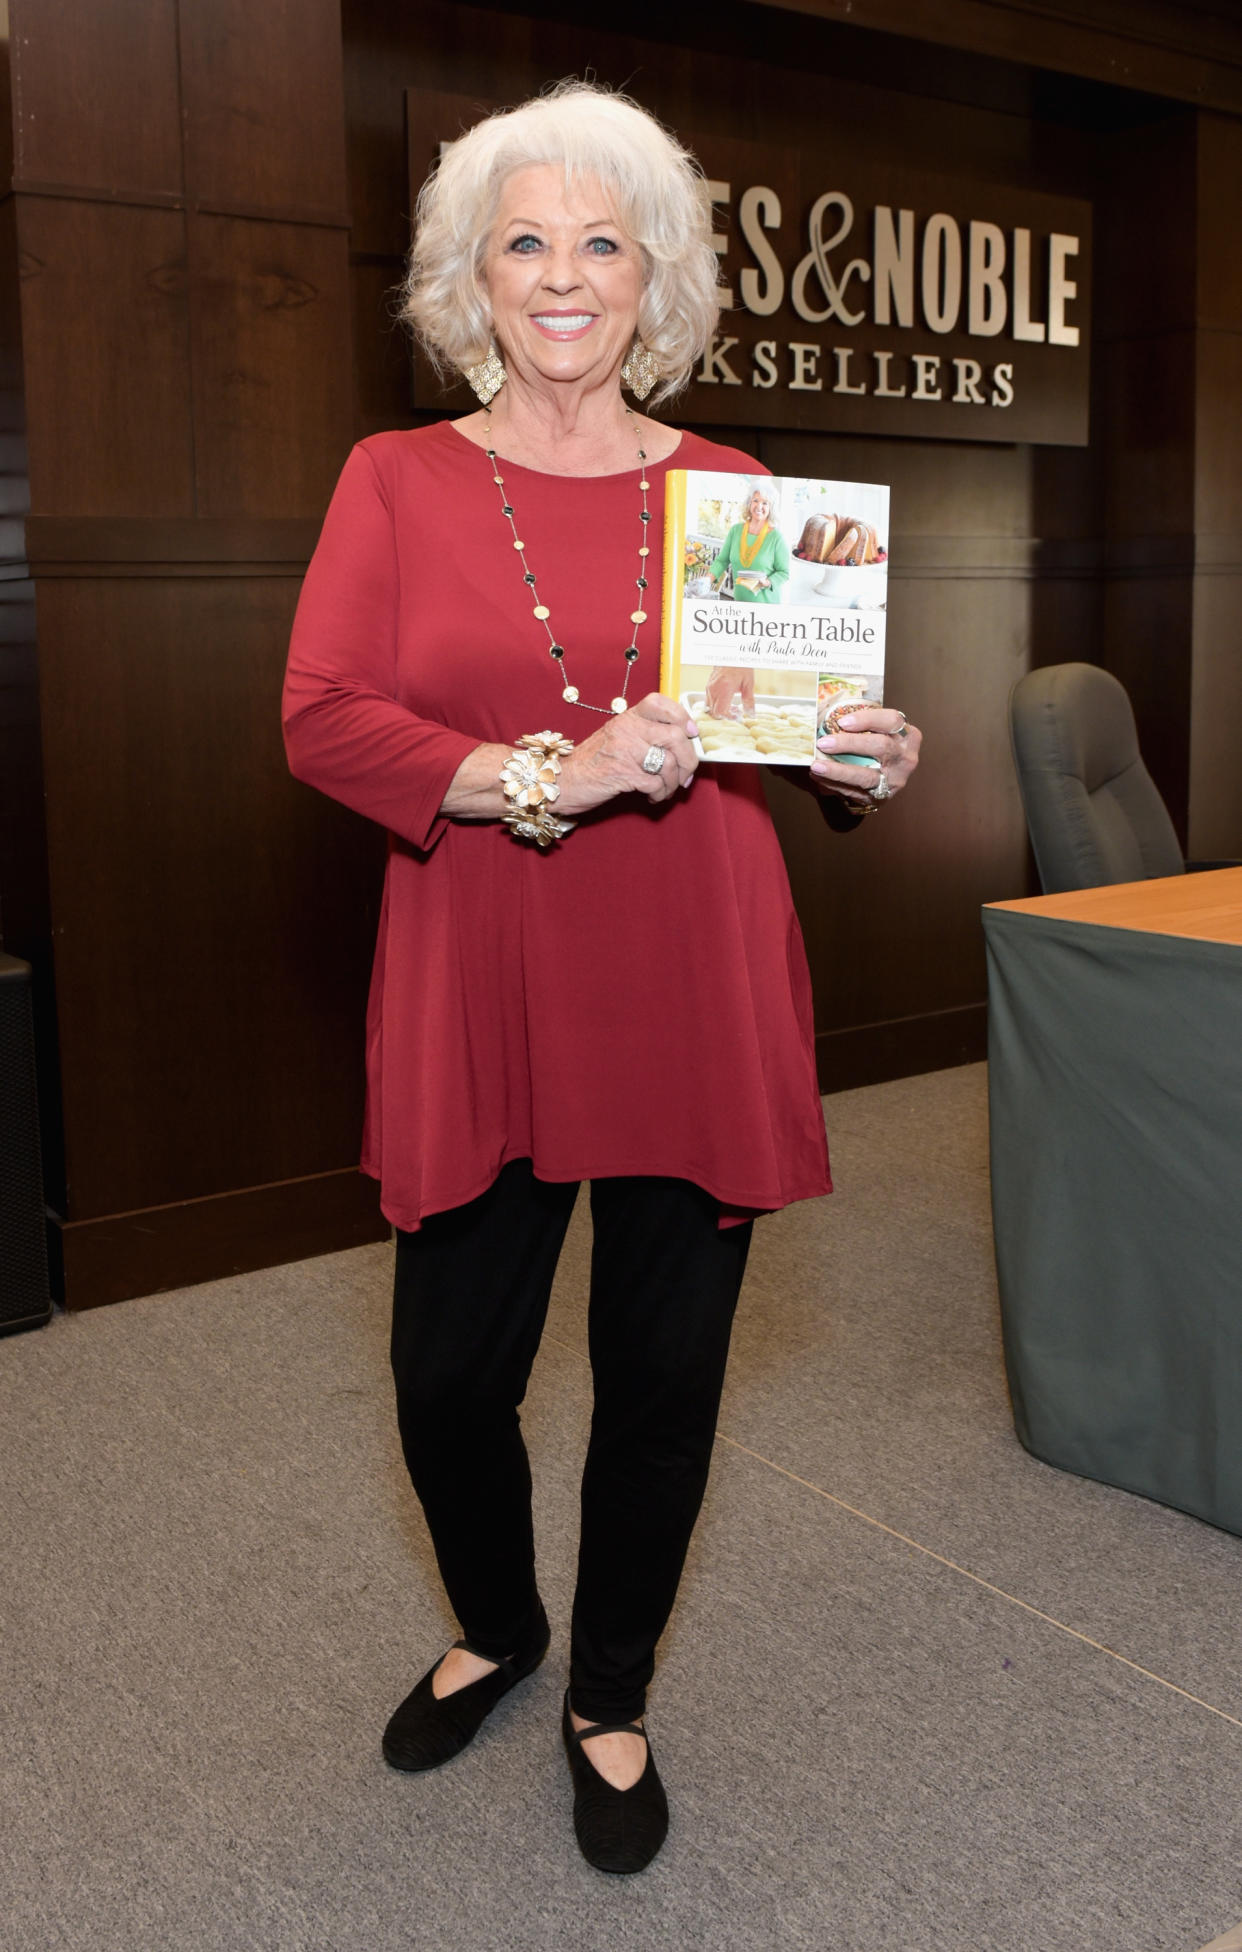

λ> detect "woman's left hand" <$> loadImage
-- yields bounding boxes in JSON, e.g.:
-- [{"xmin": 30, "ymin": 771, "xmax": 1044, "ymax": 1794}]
[{"xmin": 809, "ymin": 707, "xmax": 921, "ymax": 809}]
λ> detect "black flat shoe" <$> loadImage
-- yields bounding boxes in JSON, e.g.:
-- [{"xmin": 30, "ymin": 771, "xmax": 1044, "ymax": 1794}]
[
  {"xmin": 562, "ymin": 1690, "xmax": 670, "ymax": 1875},
  {"xmin": 382, "ymin": 1602, "xmax": 550, "ymax": 1773}
]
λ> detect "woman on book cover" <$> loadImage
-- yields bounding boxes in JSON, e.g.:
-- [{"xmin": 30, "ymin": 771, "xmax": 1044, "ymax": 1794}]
[
  {"xmin": 709, "ymin": 486, "xmax": 791, "ymax": 604},
  {"xmin": 283, "ymin": 80, "xmax": 920, "ymax": 1878}
]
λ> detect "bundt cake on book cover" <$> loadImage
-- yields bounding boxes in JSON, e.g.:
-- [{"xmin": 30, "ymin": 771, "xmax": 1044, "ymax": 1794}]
[{"xmin": 794, "ymin": 512, "xmax": 887, "ymax": 566}]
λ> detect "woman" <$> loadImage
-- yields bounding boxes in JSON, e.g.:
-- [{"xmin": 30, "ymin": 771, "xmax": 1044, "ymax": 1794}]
[
  {"xmin": 705, "ymin": 486, "xmax": 791, "ymax": 718},
  {"xmin": 282, "ymin": 81, "xmax": 920, "ymax": 1876},
  {"xmin": 709, "ymin": 485, "xmax": 790, "ymax": 604}
]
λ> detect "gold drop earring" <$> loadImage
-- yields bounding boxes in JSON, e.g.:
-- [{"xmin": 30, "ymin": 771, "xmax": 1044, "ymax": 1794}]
[
  {"xmin": 465, "ymin": 345, "xmax": 507, "ymax": 405},
  {"xmin": 620, "ymin": 339, "xmax": 659, "ymax": 401}
]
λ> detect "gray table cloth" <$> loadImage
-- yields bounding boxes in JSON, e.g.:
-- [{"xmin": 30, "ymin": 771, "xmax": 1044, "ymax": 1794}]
[{"xmin": 984, "ymin": 905, "xmax": 1242, "ymax": 1535}]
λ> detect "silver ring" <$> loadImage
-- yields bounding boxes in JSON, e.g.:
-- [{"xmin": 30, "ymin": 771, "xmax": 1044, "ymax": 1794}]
[
  {"xmin": 890, "ymin": 713, "xmax": 909, "ymax": 739},
  {"xmin": 641, "ymin": 744, "xmax": 666, "ymax": 775},
  {"xmin": 871, "ymin": 768, "xmax": 892, "ymax": 801}
]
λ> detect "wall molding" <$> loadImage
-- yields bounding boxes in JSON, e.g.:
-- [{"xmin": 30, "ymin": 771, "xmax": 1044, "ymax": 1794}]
[
  {"xmin": 21, "ymin": 521, "xmax": 1240, "ymax": 583},
  {"xmin": 23, "ymin": 516, "xmax": 322, "ymax": 576},
  {"xmin": 56, "ymin": 1168, "xmax": 389, "ymax": 1311},
  {"xmin": 816, "ymin": 1002, "xmax": 988, "ymax": 1095},
  {"xmin": 750, "ymin": 0, "xmax": 1242, "ymax": 116},
  {"xmin": 12, "ymin": 180, "xmax": 351, "ymax": 230}
]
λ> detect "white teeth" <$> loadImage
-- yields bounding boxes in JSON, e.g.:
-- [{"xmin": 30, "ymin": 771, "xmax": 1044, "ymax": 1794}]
[{"xmin": 534, "ymin": 314, "xmax": 593, "ymax": 330}]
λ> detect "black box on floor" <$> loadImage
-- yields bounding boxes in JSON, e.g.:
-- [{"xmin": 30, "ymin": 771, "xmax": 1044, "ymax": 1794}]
[{"xmin": 0, "ymin": 952, "xmax": 52, "ymax": 1334}]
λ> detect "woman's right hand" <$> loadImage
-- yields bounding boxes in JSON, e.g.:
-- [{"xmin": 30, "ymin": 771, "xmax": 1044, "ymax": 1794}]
[
  {"xmin": 704, "ymin": 666, "xmax": 756, "ymax": 720},
  {"xmin": 557, "ymin": 693, "xmax": 699, "ymax": 815}
]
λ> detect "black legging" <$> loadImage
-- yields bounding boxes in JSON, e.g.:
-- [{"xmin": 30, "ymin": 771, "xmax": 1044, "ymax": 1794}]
[{"xmin": 391, "ymin": 1160, "xmax": 753, "ymax": 1722}]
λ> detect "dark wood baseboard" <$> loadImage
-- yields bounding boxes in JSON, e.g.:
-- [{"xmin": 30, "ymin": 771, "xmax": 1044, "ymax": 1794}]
[
  {"xmin": 56, "ymin": 1168, "xmax": 390, "ymax": 1311},
  {"xmin": 817, "ymin": 1002, "xmax": 988, "ymax": 1094},
  {"xmin": 52, "ymin": 1014, "xmax": 985, "ymax": 1308}
]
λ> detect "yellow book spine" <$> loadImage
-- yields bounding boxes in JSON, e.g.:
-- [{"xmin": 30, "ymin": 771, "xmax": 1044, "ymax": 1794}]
[{"xmin": 660, "ymin": 470, "xmax": 688, "ymax": 698}]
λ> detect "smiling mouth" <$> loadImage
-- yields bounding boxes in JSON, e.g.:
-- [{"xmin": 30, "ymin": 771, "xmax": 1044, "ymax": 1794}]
[{"xmin": 531, "ymin": 313, "xmax": 596, "ymax": 331}]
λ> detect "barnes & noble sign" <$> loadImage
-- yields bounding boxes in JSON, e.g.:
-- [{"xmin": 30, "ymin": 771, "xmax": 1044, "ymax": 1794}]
[{"xmin": 408, "ymin": 96, "xmax": 1092, "ymax": 447}]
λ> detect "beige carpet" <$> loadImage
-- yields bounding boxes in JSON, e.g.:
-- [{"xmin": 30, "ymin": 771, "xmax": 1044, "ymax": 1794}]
[{"xmin": 2, "ymin": 1063, "xmax": 1240, "ymax": 1950}]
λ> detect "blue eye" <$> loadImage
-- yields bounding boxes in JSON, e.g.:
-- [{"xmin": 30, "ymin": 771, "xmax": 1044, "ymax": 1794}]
[
  {"xmin": 509, "ymin": 234, "xmax": 541, "ymax": 254},
  {"xmin": 587, "ymin": 237, "xmax": 618, "ymax": 255}
]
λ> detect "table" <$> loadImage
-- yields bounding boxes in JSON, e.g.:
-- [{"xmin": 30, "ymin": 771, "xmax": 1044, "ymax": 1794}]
[{"xmin": 982, "ymin": 868, "xmax": 1242, "ymax": 1535}]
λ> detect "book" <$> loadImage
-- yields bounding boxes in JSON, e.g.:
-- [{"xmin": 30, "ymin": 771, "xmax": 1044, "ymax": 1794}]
[{"xmin": 661, "ymin": 469, "xmax": 890, "ymax": 764}]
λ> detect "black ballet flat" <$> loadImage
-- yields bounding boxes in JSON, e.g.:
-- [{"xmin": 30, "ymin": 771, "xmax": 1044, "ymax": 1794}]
[
  {"xmin": 561, "ymin": 1690, "xmax": 670, "ymax": 1875},
  {"xmin": 382, "ymin": 1602, "xmax": 551, "ymax": 1772}
]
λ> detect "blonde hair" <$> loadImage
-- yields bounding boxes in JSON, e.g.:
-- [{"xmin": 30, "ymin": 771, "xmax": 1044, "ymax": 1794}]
[{"xmin": 403, "ymin": 80, "xmax": 722, "ymax": 404}]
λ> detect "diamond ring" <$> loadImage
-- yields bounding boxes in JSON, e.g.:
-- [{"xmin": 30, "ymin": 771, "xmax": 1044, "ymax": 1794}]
[{"xmin": 641, "ymin": 745, "xmax": 667, "ymax": 775}]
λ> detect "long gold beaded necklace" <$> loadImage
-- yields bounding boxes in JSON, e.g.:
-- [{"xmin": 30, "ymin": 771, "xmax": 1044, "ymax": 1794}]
[
  {"xmin": 483, "ymin": 405, "xmax": 652, "ymax": 717},
  {"xmin": 737, "ymin": 521, "xmax": 770, "ymax": 569}
]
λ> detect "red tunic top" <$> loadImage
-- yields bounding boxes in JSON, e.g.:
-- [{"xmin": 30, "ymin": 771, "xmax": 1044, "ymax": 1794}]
[{"xmin": 283, "ymin": 420, "xmax": 831, "ymax": 1231}]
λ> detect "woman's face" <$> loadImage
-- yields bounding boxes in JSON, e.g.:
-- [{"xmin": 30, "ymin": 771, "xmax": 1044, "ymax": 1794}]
[
  {"xmin": 484, "ymin": 165, "xmax": 644, "ymax": 396},
  {"xmin": 747, "ymin": 492, "xmax": 772, "ymax": 524}
]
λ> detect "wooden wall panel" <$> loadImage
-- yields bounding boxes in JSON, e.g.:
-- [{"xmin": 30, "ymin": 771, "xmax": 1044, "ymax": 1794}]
[
  {"xmin": 1030, "ymin": 440, "xmax": 1104, "ymax": 543},
  {"xmin": 760, "ymin": 427, "xmax": 1033, "ymax": 1070},
  {"xmin": 356, "ymin": 0, "xmax": 1234, "ymax": 1055},
  {"xmin": 7, "ymin": 0, "xmax": 381, "ymax": 1307},
  {"xmin": 1101, "ymin": 571, "xmax": 1195, "ymax": 838},
  {"xmin": 1028, "ymin": 449, "xmax": 1106, "ymax": 676},
  {"xmin": 36, "ymin": 573, "xmax": 383, "ymax": 1219},
  {"xmin": 765, "ymin": 433, "xmax": 1034, "ymax": 541},
  {"xmin": 9, "ymin": 0, "xmax": 182, "ymax": 199},
  {"xmin": 60, "ymin": 1169, "xmax": 385, "ymax": 1313},
  {"xmin": 190, "ymin": 217, "xmax": 353, "ymax": 517},
  {"xmin": 1189, "ymin": 569, "xmax": 1242, "ymax": 861},
  {"xmin": 7, "ymin": 0, "xmax": 1241, "ymax": 1306},
  {"xmin": 343, "ymin": 29, "xmax": 443, "ymax": 260},
  {"xmin": 769, "ymin": 569, "xmax": 1031, "ymax": 1027},
  {"xmin": 1195, "ymin": 329, "xmax": 1242, "ymax": 537},
  {"xmin": 351, "ymin": 257, "xmax": 414, "ymax": 441},
  {"xmin": 0, "ymin": 197, "xmax": 24, "ymax": 437},
  {"xmin": 179, "ymin": 0, "xmax": 348, "ymax": 221},
  {"xmin": 0, "ymin": 187, "xmax": 66, "ymax": 1208},
  {"xmin": 0, "ymin": 33, "xmax": 13, "ymax": 195},
  {"xmin": 1028, "ymin": 568, "xmax": 1105, "ymax": 676},
  {"xmin": 1093, "ymin": 115, "xmax": 1195, "ymax": 342},
  {"xmin": 1092, "ymin": 113, "xmax": 1200, "ymax": 840},
  {"xmin": 351, "ymin": 0, "xmax": 1099, "ymax": 231},
  {"xmin": 346, "ymin": 0, "xmax": 1099, "ymax": 439},
  {"xmin": 0, "ymin": 578, "xmax": 43, "ymax": 947},
  {"xmin": 1099, "ymin": 329, "xmax": 1198, "ymax": 537},
  {"xmin": 0, "ymin": 573, "xmax": 67, "ymax": 1207},
  {"xmin": 1188, "ymin": 114, "xmax": 1242, "ymax": 861},
  {"xmin": 17, "ymin": 199, "xmax": 193, "ymax": 517},
  {"xmin": 336, "ymin": 0, "xmax": 1127, "ymax": 1088},
  {"xmin": 749, "ymin": 0, "xmax": 1242, "ymax": 117},
  {"xmin": 1198, "ymin": 113, "xmax": 1242, "ymax": 328},
  {"xmin": 349, "ymin": 0, "xmax": 1098, "ymax": 451}
]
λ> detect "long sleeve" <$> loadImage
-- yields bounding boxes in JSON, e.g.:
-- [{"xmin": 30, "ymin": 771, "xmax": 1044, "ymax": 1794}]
[
  {"xmin": 282, "ymin": 445, "xmax": 481, "ymax": 852},
  {"xmin": 765, "ymin": 529, "xmax": 791, "ymax": 599}
]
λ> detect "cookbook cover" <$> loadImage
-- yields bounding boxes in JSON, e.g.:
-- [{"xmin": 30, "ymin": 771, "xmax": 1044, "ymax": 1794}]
[{"xmin": 661, "ymin": 470, "xmax": 889, "ymax": 763}]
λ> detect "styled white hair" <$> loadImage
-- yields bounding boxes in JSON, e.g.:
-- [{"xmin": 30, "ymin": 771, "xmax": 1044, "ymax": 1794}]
[
  {"xmin": 743, "ymin": 480, "xmax": 780, "ymax": 523},
  {"xmin": 403, "ymin": 80, "xmax": 722, "ymax": 404}
]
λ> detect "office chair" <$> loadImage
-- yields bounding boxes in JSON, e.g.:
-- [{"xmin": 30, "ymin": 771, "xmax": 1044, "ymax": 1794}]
[{"xmin": 1009, "ymin": 662, "xmax": 1190, "ymax": 894}]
